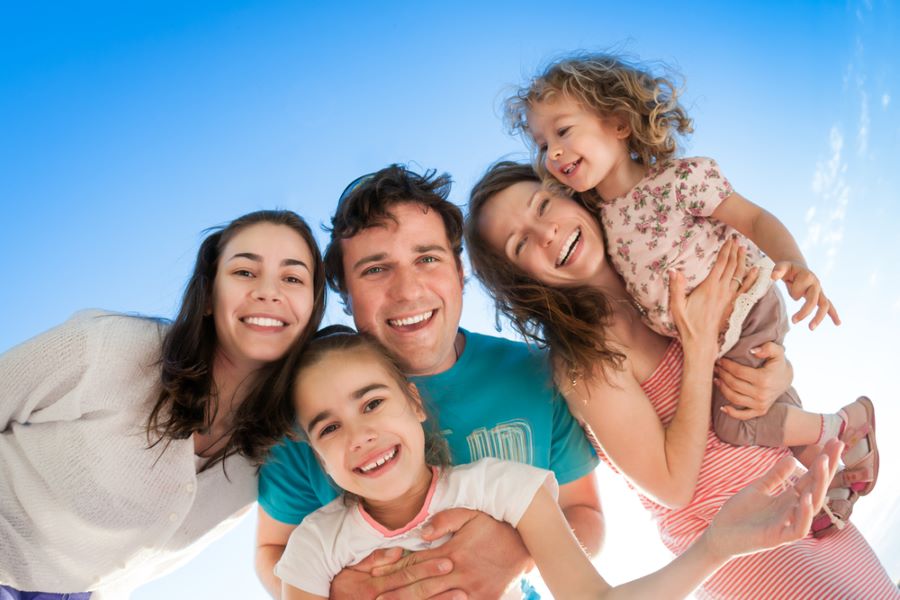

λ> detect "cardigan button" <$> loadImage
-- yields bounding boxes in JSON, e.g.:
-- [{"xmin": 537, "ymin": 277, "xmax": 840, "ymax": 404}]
[
  {"xmin": 169, "ymin": 512, "xmax": 178, "ymax": 522},
  {"xmin": 185, "ymin": 483, "xmax": 195, "ymax": 493}
]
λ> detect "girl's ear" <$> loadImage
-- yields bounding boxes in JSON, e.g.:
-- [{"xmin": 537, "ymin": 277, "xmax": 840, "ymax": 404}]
[
  {"xmin": 611, "ymin": 114, "xmax": 631, "ymax": 139},
  {"xmin": 407, "ymin": 383, "xmax": 427, "ymax": 423}
]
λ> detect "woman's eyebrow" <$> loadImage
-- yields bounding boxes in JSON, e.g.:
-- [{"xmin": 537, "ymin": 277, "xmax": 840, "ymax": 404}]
[{"xmin": 226, "ymin": 253, "xmax": 310, "ymax": 271}]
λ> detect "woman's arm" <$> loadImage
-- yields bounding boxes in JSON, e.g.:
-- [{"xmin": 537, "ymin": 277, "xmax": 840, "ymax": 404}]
[
  {"xmin": 565, "ymin": 241, "xmax": 749, "ymax": 508},
  {"xmin": 515, "ymin": 441, "xmax": 837, "ymax": 600}
]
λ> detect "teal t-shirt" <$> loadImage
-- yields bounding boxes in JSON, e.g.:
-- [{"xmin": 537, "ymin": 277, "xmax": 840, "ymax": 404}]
[{"xmin": 258, "ymin": 329, "xmax": 598, "ymax": 525}]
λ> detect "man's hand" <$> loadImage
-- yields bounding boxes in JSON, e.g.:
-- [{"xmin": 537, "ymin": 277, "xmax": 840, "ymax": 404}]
[
  {"xmin": 329, "ymin": 547, "xmax": 456, "ymax": 600},
  {"xmin": 715, "ymin": 342, "xmax": 793, "ymax": 420},
  {"xmin": 333, "ymin": 508, "xmax": 529, "ymax": 600}
]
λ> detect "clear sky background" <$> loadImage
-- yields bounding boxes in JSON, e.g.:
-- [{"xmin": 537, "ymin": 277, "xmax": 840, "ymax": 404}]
[{"xmin": 1, "ymin": 1, "xmax": 897, "ymax": 597}]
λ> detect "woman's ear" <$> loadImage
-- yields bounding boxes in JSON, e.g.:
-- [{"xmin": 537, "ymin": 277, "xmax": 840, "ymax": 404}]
[
  {"xmin": 611, "ymin": 114, "xmax": 631, "ymax": 139},
  {"xmin": 407, "ymin": 383, "xmax": 427, "ymax": 422}
]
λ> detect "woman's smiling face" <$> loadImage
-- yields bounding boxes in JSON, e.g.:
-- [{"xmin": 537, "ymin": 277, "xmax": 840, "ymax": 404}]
[{"xmin": 477, "ymin": 180, "xmax": 607, "ymax": 288}]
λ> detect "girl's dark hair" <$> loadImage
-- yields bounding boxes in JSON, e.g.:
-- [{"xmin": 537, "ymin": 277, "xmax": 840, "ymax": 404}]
[
  {"xmin": 465, "ymin": 161, "xmax": 625, "ymax": 382},
  {"xmin": 291, "ymin": 325, "xmax": 451, "ymax": 470},
  {"xmin": 147, "ymin": 210, "xmax": 326, "ymax": 470}
]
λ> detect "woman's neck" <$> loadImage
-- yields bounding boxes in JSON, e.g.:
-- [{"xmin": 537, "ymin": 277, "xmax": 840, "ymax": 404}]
[
  {"xmin": 595, "ymin": 157, "xmax": 647, "ymax": 201},
  {"xmin": 193, "ymin": 352, "xmax": 257, "ymax": 456},
  {"xmin": 362, "ymin": 465, "xmax": 435, "ymax": 531}
]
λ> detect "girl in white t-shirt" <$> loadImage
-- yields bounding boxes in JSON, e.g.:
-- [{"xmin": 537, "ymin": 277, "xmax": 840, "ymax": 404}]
[{"xmin": 274, "ymin": 326, "xmax": 838, "ymax": 600}]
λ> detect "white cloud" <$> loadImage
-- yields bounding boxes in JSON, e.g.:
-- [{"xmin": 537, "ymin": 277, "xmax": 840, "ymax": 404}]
[
  {"xmin": 883, "ymin": 93, "xmax": 891, "ymax": 109},
  {"xmin": 858, "ymin": 90, "xmax": 870, "ymax": 155},
  {"xmin": 804, "ymin": 126, "xmax": 850, "ymax": 274},
  {"xmin": 869, "ymin": 270, "xmax": 878, "ymax": 286}
]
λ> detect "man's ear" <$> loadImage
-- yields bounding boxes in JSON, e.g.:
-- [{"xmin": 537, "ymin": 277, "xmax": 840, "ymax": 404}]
[{"xmin": 407, "ymin": 382, "xmax": 427, "ymax": 422}]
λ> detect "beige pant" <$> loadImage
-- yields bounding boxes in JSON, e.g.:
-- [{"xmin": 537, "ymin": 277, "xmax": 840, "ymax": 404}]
[{"xmin": 712, "ymin": 286, "xmax": 802, "ymax": 447}]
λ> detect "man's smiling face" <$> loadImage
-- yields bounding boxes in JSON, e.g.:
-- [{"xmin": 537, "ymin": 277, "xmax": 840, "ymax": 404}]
[{"xmin": 342, "ymin": 202, "xmax": 464, "ymax": 376}]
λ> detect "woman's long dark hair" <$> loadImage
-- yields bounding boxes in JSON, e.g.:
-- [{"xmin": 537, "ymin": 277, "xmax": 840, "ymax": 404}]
[
  {"xmin": 465, "ymin": 162, "xmax": 625, "ymax": 383},
  {"xmin": 147, "ymin": 210, "xmax": 326, "ymax": 470}
]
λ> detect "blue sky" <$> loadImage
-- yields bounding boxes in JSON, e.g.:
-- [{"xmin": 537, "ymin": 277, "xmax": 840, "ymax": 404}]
[{"xmin": 1, "ymin": 1, "xmax": 897, "ymax": 597}]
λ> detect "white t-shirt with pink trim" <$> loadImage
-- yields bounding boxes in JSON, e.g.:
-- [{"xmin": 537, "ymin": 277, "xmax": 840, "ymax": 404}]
[{"xmin": 274, "ymin": 458, "xmax": 557, "ymax": 597}]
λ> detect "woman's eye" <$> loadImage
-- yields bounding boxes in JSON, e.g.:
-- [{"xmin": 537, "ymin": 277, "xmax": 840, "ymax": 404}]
[
  {"xmin": 234, "ymin": 269, "xmax": 254, "ymax": 278},
  {"xmin": 284, "ymin": 275, "xmax": 304, "ymax": 284},
  {"xmin": 364, "ymin": 398, "xmax": 384, "ymax": 413},
  {"xmin": 514, "ymin": 237, "xmax": 527, "ymax": 256},
  {"xmin": 538, "ymin": 198, "xmax": 550, "ymax": 215}
]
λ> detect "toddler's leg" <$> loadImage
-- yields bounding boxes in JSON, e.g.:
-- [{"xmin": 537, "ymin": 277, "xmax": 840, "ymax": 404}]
[{"xmin": 712, "ymin": 288, "xmax": 802, "ymax": 447}]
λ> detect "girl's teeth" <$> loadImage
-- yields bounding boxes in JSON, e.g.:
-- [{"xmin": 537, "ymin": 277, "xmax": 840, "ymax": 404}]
[
  {"xmin": 389, "ymin": 311, "xmax": 433, "ymax": 327},
  {"xmin": 359, "ymin": 447, "xmax": 397, "ymax": 472},
  {"xmin": 243, "ymin": 316, "xmax": 286, "ymax": 327}
]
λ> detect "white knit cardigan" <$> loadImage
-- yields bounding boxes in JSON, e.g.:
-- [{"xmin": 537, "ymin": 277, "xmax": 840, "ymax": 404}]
[{"xmin": 0, "ymin": 310, "xmax": 257, "ymax": 598}]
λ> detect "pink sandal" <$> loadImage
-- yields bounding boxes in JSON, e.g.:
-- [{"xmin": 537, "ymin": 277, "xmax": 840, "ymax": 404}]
[
  {"xmin": 839, "ymin": 396, "xmax": 879, "ymax": 496},
  {"xmin": 811, "ymin": 488, "xmax": 859, "ymax": 538}
]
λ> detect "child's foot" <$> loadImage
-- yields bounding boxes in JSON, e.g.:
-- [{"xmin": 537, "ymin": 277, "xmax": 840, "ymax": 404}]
[
  {"xmin": 838, "ymin": 396, "xmax": 879, "ymax": 496},
  {"xmin": 811, "ymin": 485, "xmax": 858, "ymax": 538}
]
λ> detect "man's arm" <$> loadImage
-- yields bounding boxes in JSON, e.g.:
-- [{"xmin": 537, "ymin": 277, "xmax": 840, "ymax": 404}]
[{"xmin": 255, "ymin": 506, "xmax": 296, "ymax": 599}]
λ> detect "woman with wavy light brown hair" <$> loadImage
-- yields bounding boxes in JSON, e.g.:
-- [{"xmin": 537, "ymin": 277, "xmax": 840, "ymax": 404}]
[
  {"xmin": 465, "ymin": 158, "xmax": 898, "ymax": 599},
  {"xmin": 0, "ymin": 210, "xmax": 325, "ymax": 600}
]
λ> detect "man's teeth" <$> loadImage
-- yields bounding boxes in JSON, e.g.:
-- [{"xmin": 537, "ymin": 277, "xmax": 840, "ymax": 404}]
[
  {"xmin": 243, "ymin": 316, "xmax": 286, "ymax": 327},
  {"xmin": 389, "ymin": 311, "xmax": 433, "ymax": 327},
  {"xmin": 557, "ymin": 229, "xmax": 581, "ymax": 266},
  {"xmin": 358, "ymin": 447, "xmax": 397, "ymax": 473}
]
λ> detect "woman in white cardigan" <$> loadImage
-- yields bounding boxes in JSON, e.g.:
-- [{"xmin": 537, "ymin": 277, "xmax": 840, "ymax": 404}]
[{"xmin": 0, "ymin": 210, "xmax": 325, "ymax": 599}]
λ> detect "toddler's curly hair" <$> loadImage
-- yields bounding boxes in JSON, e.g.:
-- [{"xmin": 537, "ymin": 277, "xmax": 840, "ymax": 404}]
[{"xmin": 506, "ymin": 52, "xmax": 693, "ymax": 170}]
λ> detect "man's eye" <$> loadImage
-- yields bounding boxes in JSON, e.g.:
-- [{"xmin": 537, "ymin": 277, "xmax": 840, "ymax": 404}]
[
  {"xmin": 420, "ymin": 256, "xmax": 438, "ymax": 264},
  {"xmin": 364, "ymin": 398, "xmax": 384, "ymax": 412},
  {"xmin": 363, "ymin": 266, "xmax": 385, "ymax": 276}
]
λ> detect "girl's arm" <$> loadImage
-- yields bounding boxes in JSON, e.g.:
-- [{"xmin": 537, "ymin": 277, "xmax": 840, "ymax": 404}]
[
  {"xmin": 516, "ymin": 441, "xmax": 837, "ymax": 600},
  {"xmin": 282, "ymin": 583, "xmax": 326, "ymax": 600},
  {"xmin": 564, "ymin": 241, "xmax": 748, "ymax": 508},
  {"xmin": 712, "ymin": 192, "xmax": 840, "ymax": 329}
]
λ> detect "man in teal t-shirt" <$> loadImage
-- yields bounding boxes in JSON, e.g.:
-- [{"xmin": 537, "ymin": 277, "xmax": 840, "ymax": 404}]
[{"xmin": 254, "ymin": 165, "xmax": 602, "ymax": 599}]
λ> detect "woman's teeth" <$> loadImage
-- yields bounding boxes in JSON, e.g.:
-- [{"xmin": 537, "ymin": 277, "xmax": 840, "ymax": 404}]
[
  {"xmin": 557, "ymin": 229, "xmax": 581, "ymax": 266},
  {"xmin": 243, "ymin": 316, "xmax": 286, "ymax": 327}
]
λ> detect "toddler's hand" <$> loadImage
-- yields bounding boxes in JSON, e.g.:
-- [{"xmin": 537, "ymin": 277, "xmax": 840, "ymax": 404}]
[{"xmin": 771, "ymin": 261, "xmax": 841, "ymax": 330}]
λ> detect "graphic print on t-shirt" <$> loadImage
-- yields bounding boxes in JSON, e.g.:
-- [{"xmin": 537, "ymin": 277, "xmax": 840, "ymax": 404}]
[{"xmin": 466, "ymin": 419, "xmax": 534, "ymax": 464}]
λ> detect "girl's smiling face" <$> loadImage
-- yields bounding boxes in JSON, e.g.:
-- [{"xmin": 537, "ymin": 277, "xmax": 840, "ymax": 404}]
[
  {"xmin": 296, "ymin": 346, "xmax": 429, "ymax": 505},
  {"xmin": 477, "ymin": 180, "xmax": 608, "ymax": 288}
]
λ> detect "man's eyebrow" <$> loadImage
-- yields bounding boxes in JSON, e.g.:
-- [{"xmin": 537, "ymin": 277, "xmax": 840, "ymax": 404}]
[
  {"xmin": 304, "ymin": 382, "xmax": 390, "ymax": 433},
  {"xmin": 226, "ymin": 253, "xmax": 309, "ymax": 271},
  {"xmin": 414, "ymin": 244, "xmax": 449, "ymax": 254},
  {"xmin": 351, "ymin": 252, "xmax": 388, "ymax": 272}
]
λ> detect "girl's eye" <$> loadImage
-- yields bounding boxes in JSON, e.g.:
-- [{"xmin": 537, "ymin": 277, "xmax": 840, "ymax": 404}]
[
  {"xmin": 538, "ymin": 198, "xmax": 550, "ymax": 215},
  {"xmin": 319, "ymin": 423, "xmax": 339, "ymax": 437},
  {"xmin": 538, "ymin": 143, "xmax": 548, "ymax": 153},
  {"xmin": 363, "ymin": 398, "xmax": 384, "ymax": 413},
  {"xmin": 514, "ymin": 237, "xmax": 527, "ymax": 257},
  {"xmin": 558, "ymin": 126, "xmax": 570, "ymax": 136}
]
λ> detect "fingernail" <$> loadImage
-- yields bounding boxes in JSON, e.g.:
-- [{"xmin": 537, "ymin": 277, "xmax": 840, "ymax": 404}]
[
  {"xmin": 386, "ymin": 547, "xmax": 402, "ymax": 558},
  {"xmin": 421, "ymin": 525, "xmax": 433, "ymax": 537},
  {"xmin": 438, "ymin": 559, "xmax": 452, "ymax": 573},
  {"xmin": 749, "ymin": 347, "xmax": 758, "ymax": 355}
]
